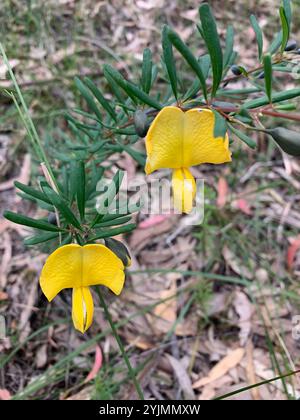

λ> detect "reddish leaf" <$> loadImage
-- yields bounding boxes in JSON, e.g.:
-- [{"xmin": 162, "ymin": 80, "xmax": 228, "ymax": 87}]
[
  {"xmin": 0, "ymin": 389, "xmax": 11, "ymax": 400},
  {"xmin": 237, "ymin": 199, "xmax": 252, "ymax": 215},
  {"xmin": 216, "ymin": 177, "xmax": 228, "ymax": 208},
  {"xmin": 84, "ymin": 345, "xmax": 103, "ymax": 383},
  {"xmin": 287, "ymin": 235, "xmax": 300, "ymax": 270}
]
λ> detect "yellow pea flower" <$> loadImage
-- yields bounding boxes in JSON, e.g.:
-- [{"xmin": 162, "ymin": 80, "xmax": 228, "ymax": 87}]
[
  {"xmin": 145, "ymin": 106, "xmax": 232, "ymax": 213},
  {"xmin": 39, "ymin": 244, "xmax": 125, "ymax": 333}
]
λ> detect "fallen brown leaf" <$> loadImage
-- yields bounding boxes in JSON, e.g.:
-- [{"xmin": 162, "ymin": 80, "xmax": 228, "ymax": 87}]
[{"xmin": 192, "ymin": 348, "xmax": 245, "ymax": 389}]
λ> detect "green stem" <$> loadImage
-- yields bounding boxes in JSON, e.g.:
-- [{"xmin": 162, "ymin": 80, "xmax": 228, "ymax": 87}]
[{"xmin": 96, "ymin": 287, "xmax": 145, "ymax": 400}]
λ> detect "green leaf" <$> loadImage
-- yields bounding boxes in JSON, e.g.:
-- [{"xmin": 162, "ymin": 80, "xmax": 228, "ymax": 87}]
[
  {"xmin": 268, "ymin": 31, "xmax": 283, "ymax": 54},
  {"xmin": 104, "ymin": 238, "xmax": 131, "ymax": 267},
  {"xmin": 283, "ymin": 0, "xmax": 292, "ymax": 25},
  {"xmin": 183, "ymin": 55, "xmax": 210, "ymax": 101},
  {"xmin": 250, "ymin": 15, "xmax": 263, "ymax": 61},
  {"xmin": 103, "ymin": 66, "xmax": 125, "ymax": 105},
  {"xmin": 95, "ymin": 215, "xmax": 132, "ymax": 228},
  {"xmin": 223, "ymin": 25, "xmax": 235, "ymax": 69},
  {"xmin": 91, "ymin": 170, "xmax": 124, "ymax": 227},
  {"xmin": 166, "ymin": 26, "xmax": 207, "ymax": 101},
  {"xmin": 263, "ymin": 53, "xmax": 272, "ymax": 103},
  {"xmin": 83, "ymin": 77, "xmax": 117, "ymax": 121},
  {"xmin": 75, "ymin": 161, "xmax": 86, "ymax": 220},
  {"xmin": 89, "ymin": 223, "xmax": 136, "ymax": 241},
  {"xmin": 14, "ymin": 181, "xmax": 52, "ymax": 205},
  {"xmin": 74, "ymin": 77, "xmax": 102, "ymax": 121},
  {"xmin": 228, "ymin": 124, "xmax": 256, "ymax": 149},
  {"xmin": 243, "ymin": 87, "xmax": 300, "ymax": 109},
  {"xmin": 199, "ymin": 3, "xmax": 223, "ymax": 98},
  {"xmin": 3, "ymin": 211, "xmax": 63, "ymax": 232},
  {"xmin": 122, "ymin": 144, "xmax": 146, "ymax": 166},
  {"xmin": 280, "ymin": 6, "xmax": 290, "ymax": 53},
  {"xmin": 124, "ymin": 81, "xmax": 162, "ymax": 110},
  {"xmin": 24, "ymin": 232, "xmax": 59, "ymax": 246},
  {"xmin": 212, "ymin": 111, "xmax": 228, "ymax": 139},
  {"xmin": 199, "ymin": 54, "xmax": 211, "ymax": 79},
  {"xmin": 162, "ymin": 25, "xmax": 178, "ymax": 99},
  {"xmin": 43, "ymin": 187, "xmax": 82, "ymax": 230},
  {"xmin": 266, "ymin": 127, "xmax": 300, "ymax": 156},
  {"xmin": 103, "ymin": 65, "xmax": 161, "ymax": 109},
  {"xmin": 103, "ymin": 65, "xmax": 137, "ymax": 104},
  {"xmin": 141, "ymin": 48, "xmax": 153, "ymax": 94}
]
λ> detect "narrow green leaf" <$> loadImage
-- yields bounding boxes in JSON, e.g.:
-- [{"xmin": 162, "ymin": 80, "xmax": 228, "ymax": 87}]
[
  {"xmin": 250, "ymin": 15, "xmax": 263, "ymax": 61},
  {"xmin": 75, "ymin": 161, "xmax": 86, "ymax": 220},
  {"xmin": 103, "ymin": 65, "xmax": 137, "ymax": 104},
  {"xmin": 91, "ymin": 170, "xmax": 124, "ymax": 227},
  {"xmin": 162, "ymin": 25, "xmax": 178, "ymax": 99},
  {"xmin": 3, "ymin": 211, "xmax": 63, "ymax": 232},
  {"xmin": 280, "ymin": 6, "xmax": 290, "ymax": 53},
  {"xmin": 212, "ymin": 111, "xmax": 228, "ymax": 139},
  {"xmin": 199, "ymin": 54, "xmax": 211, "ymax": 80},
  {"xmin": 24, "ymin": 232, "xmax": 59, "ymax": 246},
  {"xmin": 103, "ymin": 66, "xmax": 125, "ymax": 105},
  {"xmin": 199, "ymin": 3, "xmax": 223, "ymax": 97},
  {"xmin": 74, "ymin": 77, "xmax": 102, "ymax": 121},
  {"xmin": 43, "ymin": 187, "xmax": 82, "ymax": 230},
  {"xmin": 223, "ymin": 25, "xmax": 235, "ymax": 69},
  {"xmin": 283, "ymin": 0, "xmax": 292, "ymax": 25},
  {"xmin": 103, "ymin": 65, "xmax": 161, "ymax": 109},
  {"xmin": 183, "ymin": 55, "xmax": 210, "ymax": 101},
  {"xmin": 89, "ymin": 223, "xmax": 136, "ymax": 241},
  {"xmin": 95, "ymin": 215, "xmax": 132, "ymax": 228},
  {"xmin": 124, "ymin": 81, "xmax": 162, "ymax": 110},
  {"xmin": 141, "ymin": 48, "xmax": 153, "ymax": 94},
  {"xmin": 268, "ymin": 31, "xmax": 283, "ymax": 54},
  {"xmin": 263, "ymin": 53, "xmax": 272, "ymax": 103},
  {"xmin": 83, "ymin": 77, "xmax": 117, "ymax": 121},
  {"xmin": 14, "ymin": 181, "xmax": 52, "ymax": 205},
  {"xmin": 243, "ymin": 87, "xmax": 300, "ymax": 109},
  {"xmin": 166, "ymin": 26, "xmax": 207, "ymax": 100},
  {"xmin": 122, "ymin": 144, "xmax": 146, "ymax": 166},
  {"xmin": 228, "ymin": 124, "xmax": 256, "ymax": 149}
]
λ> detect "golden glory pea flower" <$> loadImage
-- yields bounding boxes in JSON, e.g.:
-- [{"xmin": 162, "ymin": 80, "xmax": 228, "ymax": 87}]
[
  {"xmin": 39, "ymin": 244, "xmax": 127, "ymax": 333},
  {"xmin": 145, "ymin": 106, "xmax": 232, "ymax": 213}
]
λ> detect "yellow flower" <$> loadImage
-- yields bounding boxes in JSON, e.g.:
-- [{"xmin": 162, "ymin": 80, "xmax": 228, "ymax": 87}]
[
  {"xmin": 145, "ymin": 106, "xmax": 232, "ymax": 213},
  {"xmin": 39, "ymin": 244, "xmax": 125, "ymax": 333}
]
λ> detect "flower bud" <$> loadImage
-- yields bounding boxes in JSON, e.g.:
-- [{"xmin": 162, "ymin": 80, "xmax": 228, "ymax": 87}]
[
  {"xmin": 104, "ymin": 238, "xmax": 131, "ymax": 267},
  {"xmin": 134, "ymin": 110, "xmax": 149, "ymax": 138},
  {"xmin": 47, "ymin": 212, "xmax": 57, "ymax": 225},
  {"xmin": 230, "ymin": 65, "xmax": 242, "ymax": 76},
  {"xmin": 267, "ymin": 127, "xmax": 300, "ymax": 156},
  {"xmin": 285, "ymin": 40, "xmax": 297, "ymax": 51}
]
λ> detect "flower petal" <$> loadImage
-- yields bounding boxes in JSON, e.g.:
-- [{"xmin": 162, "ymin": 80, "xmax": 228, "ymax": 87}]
[
  {"xmin": 183, "ymin": 108, "xmax": 232, "ymax": 166},
  {"xmin": 72, "ymin": 287, "xmax": 94, "ymax": 333},
  {"xmin": 172, "ymin": 168, "xmax": 196, "ymax": 214},
  {"xmin": 40, "ymin": 244, "xmax": 125, "ymax": 302},
  {"xmin": 145, "ymin": 107, "xmax": 231, "ymax": 174},
  {"xmin": 82, "ymin": 244, "xmax": 125, "ymax": 295},
  {"xmin": 40, "ymin": 244, "xmax": 82, "ymax": 301},
  {"xmin": 145, "ymin": 106, "xmax": 184, "ymax": 174}
]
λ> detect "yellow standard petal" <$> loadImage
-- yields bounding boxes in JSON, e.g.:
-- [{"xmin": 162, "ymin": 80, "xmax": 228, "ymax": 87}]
[
  {"xmin": 172, "ymin": 168, "xmax": 196, "ymax": 214},
  {"xmin": 72, "ymin": 287, "xmax": 94, "ymax": 333},
  {"xmin": 40, "ymin": 244, "xmax": 125, "ymax": 302},
  {"xmin": 145, "ymin": 106, "xmax": 231, "ymax": 174},
  {"xmin": 82, "ymin": 244, "xmax": 125, "ymax": 295},
  {"xmin": 40, "ymin": 244, "xmax": 82, "ymax": 301}
]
